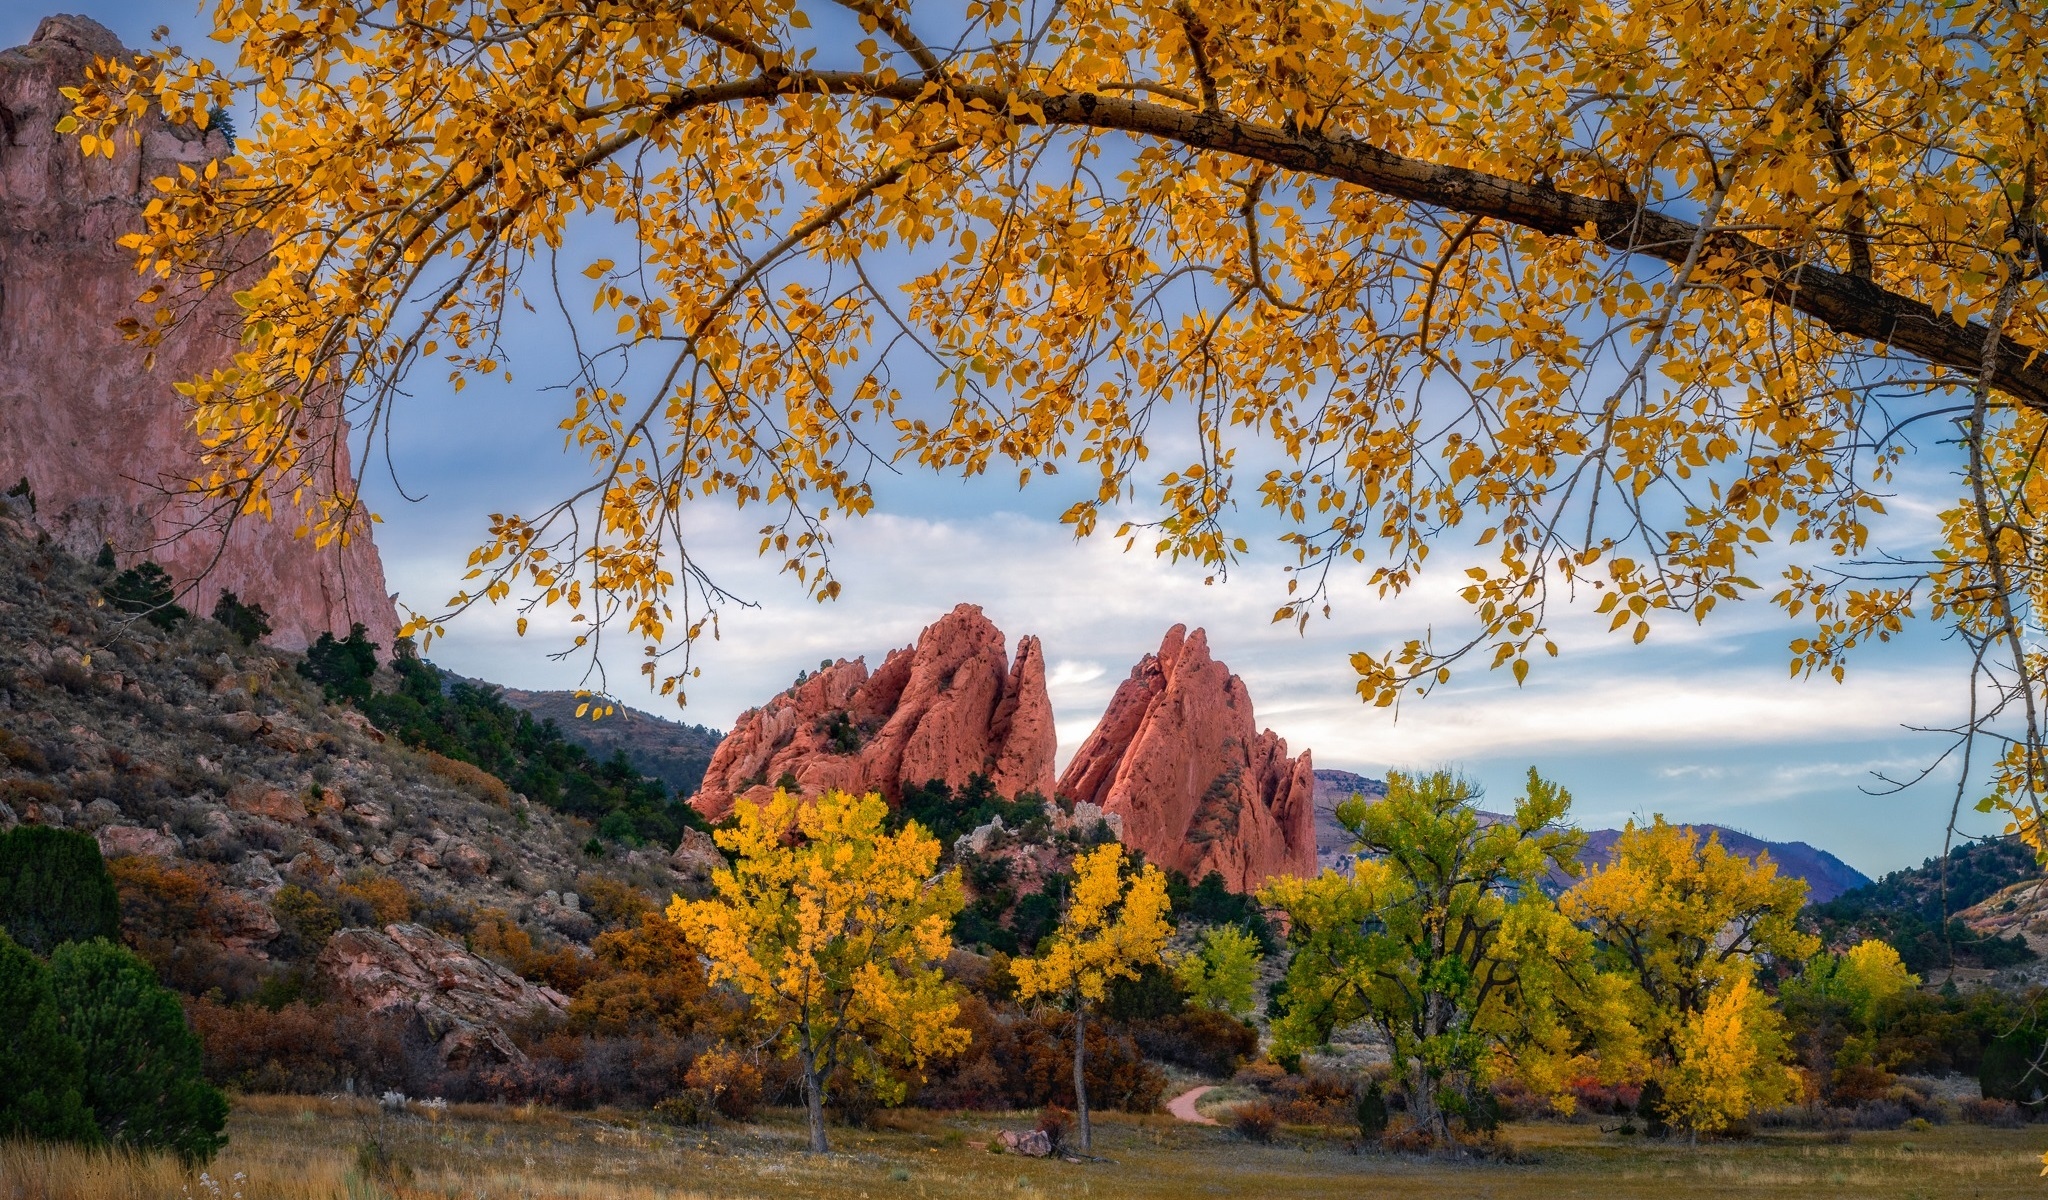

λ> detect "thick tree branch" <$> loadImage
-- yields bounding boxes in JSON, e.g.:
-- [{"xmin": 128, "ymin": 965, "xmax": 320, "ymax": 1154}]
[{"xmin": 659, "ymin": 71, "xmax": 2048, "ymax": 409}]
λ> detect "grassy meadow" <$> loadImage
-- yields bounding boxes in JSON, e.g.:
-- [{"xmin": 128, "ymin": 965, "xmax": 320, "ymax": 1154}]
[{"xmin": 3, "ymin": 1095, "xmax": 2045, "ymax": 1200}]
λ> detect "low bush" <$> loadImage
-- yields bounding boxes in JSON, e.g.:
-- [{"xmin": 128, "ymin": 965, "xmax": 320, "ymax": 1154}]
[
  {"xmin": 1131, "ymin": 1008, "xmax": 1258, "ymax": 1077},
  {"xmin": 1962, "ymin": 1097, "xmax": 2027, "ymax": 1127},
  {"xmin": 1035, "ymin": 1106, "xmax": 1071, "ymax": 1155},
  {"xmin": 1232, "ymin": 1100, "xmax": 1280, "ymax": 1142},
  {"xmin": 686, "ymin": 1044, "xmax": 763, "ymax": 1119}
]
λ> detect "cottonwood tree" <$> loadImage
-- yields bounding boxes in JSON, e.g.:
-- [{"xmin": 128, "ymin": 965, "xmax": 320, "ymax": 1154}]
[
  {"xmin": 1010, "ymin": 842, "xmax": 1171, "ymax": 1154},
  {"xmin": 1173, "ymin": 924, "xmax": 1263, "ymax": 1018},
  {"xmin": 1262, "ymin": 769, "xmax": 1633, "ymax": 1138},
  {"xmin": 669, "ymin": 788, "xmax": 966, "ymax": 1153},
  {"xmin": 66, "ymin": 2, "xmax": 2048, "ymax": 838},
  {"xmin": 1560, "ymin": 817, "xmax": 1817, "ymax": 1136}
]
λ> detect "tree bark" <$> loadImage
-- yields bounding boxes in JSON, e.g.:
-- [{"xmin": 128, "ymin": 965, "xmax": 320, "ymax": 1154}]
[
  {"xmin": 1073, "ymin": 998, "xmax": 1091, "ymax": 1155},
  {"xmin": 799, "ymin": 1038, "xmax": 829, "ymax": 1154}
]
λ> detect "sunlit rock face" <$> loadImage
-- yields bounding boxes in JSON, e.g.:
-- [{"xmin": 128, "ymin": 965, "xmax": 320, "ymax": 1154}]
[
  {"xmin": 686, "ymin": 603, "xmax": 1057, "ymax": 821},
  {"xmin": 1057, "ymin": 625, "xmax": 1317, "ymax": 894},
  {"xmin": 0, "ymin": 16, "xmax": 396, "ymax": 651}
]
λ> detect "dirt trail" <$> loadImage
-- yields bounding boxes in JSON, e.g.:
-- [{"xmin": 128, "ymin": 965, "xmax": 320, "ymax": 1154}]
[{"xmin": 1166, "ymin": 1085, "xmax": 1218, "ymax": 1125}]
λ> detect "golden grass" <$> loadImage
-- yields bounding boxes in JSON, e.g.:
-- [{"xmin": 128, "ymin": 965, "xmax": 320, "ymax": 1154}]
[{"xmin": 4, "ymin": 1095, "xmax": 2045, "ymax": 1200}]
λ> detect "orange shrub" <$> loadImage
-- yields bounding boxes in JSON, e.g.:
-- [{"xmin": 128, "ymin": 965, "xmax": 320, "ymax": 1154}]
[
  {"xmin": 686, "ymin": 1044, "xmax": 764, "ymax": 1119},
  {"xmin": 339, "ymin": 872, "xmax": 414, "ymax": 925},
  {"xmin": 422, "ymin": 751, "xmax": 512, "ymax": 805},
  {"xmin": 566, "ymin": 913, "xmax": 716, "ymax": 1037},
  {"xmin": 575, "ymin": 873, "xmax": 654, "ymax": 928},
  {"xmin": 108, "ymin": 854, "xmax": 223, "ymax": 939}
]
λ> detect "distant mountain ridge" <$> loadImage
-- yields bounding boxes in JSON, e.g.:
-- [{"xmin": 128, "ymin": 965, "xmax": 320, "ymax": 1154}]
[
  {"xmin": 1310, "ymin": 768, "xmax": 1872, "ymax": 903},
  {"xmin": 490, "ymin": 687, "xmax": 723, "ymax": 797}
]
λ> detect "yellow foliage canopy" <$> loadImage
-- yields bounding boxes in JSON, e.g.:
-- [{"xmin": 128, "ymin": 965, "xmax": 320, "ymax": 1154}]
[
  {"xmin": 64, "ymin": 1, "xmax": 2048, "ymax": 838},
  {"xmin": 667, "ymin": 788, "xmax": 967, "ymax": 1128},
  {"xmin": 1011, "ymin": 842, "xmax": 1171, "ymax": 1007}
]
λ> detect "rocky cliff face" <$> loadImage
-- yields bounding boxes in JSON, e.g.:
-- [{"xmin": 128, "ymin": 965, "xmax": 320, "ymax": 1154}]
[
  {"xmin": 687, "ymin": 603, "xmax": 1057, "ymax": 820},
  {"xmin": 0, "ymin": 16, "xmax": 396, "ymax": 651},
  {"xmin": 1057, "ymin": 625, "xmax": 1317, "ymax": 893}
]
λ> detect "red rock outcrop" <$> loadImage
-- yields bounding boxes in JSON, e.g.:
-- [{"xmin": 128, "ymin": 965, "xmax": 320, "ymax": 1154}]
[
  {"xmin": 318, "ymin": 923, "xmax": 568, "ymax": 1068},
  {"xmin": 1057, "ymin": 626, "xmax": 1316, "ymax": 893},
  {"xmin": 688, "ymin": 603, "xmax": 1056, "ymax": 820},
  {"xmin": 0, "ymin": 16, "xmax": 397, "ymax": 651}
]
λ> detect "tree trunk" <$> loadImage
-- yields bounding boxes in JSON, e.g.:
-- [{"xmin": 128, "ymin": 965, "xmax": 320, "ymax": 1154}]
[
  {"xmin": 799, "ymin": 1039, "xmax": 829, "ymax": 1154},
  {"xmin": 1407, "ymin": 1059, "xmax": 1443, "ymax": 1143},
  {"xmin": 1073, "ymin": 998, "xmax": 1091, "ymax": 1155}
]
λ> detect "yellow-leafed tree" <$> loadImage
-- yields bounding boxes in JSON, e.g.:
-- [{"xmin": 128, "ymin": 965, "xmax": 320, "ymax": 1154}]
[
  {"xmin": 1011, "ymin": 843, "xmax": 1172, "ymax": 1154},
  {"xmin": 668, "ymin": 789, "xmax": 966, "ymax": 1153},
  {"xmin": 1561, "ymin": 817, "xmax": 1816, "ymax": 1137}
]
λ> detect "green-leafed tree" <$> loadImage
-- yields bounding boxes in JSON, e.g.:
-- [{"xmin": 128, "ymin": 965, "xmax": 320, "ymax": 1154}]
[
  {"xmin": 0, "ymin": 826, "xmax": 122, "ymax": 957},
  {"xmin": 48, "ymin": 939, "xmax": 228, "ymax": 1162},
  {"xmin": 1263, "ymin": 769, "xmax": 1634, "ymax": 1140},
  {"xmin": 0, "ymin": 931, "xmax": 97, "ymax": 1145},
  {"xmin": 1173, "ymin": 925, "xmax": 1263, "ymax": 1018}
]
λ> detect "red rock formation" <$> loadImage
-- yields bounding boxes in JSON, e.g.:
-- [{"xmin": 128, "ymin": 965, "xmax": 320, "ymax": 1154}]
[
  {"xmin": 1057, "ymin": 626, "xmax": 1316, "ymax": 893},
  {"xmin": 0, "ymin": 17, "xmax": 396, "ymax": 651},
  {"xmin": 688, "ymin": 604, "xmax": 1056, "ymax": 820}
]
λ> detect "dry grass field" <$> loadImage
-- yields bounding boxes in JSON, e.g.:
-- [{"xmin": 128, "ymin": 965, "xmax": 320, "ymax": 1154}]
[{"xmin": 3, "ymin": 1095, "xmax": 2044, "ymax": 1200}]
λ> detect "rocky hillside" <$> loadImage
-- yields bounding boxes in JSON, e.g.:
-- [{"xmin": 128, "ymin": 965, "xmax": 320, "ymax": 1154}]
[
  {"xmin": 1808, "ymin": 836, "xmax": 2038, "ymax": 972},
  {"xmin": 1061, "ymin": 626, "xmax": 1316, "ymax": 893},
  {"xmin": 491, "ymin": 686, "xmax": 722, "ymax": 796},
  {"xmin": 0, "ymin": 16, "xmax": 396, "ymax": 651},
  {"xmin": 1310, "ymin": 768, "xmax": 1869, "ymax": 902},
  {"xmin": 687, "ymin": 603, "xmax": 1056, "ymax": 820},
  {"xmin": 0, "ymin": 497, "xmax": 710, "ymax": 1073}
]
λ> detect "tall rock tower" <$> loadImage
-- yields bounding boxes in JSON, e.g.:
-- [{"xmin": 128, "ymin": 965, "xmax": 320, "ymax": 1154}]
[
  {"xmin": 0, "ymin": 16, "xmax": 396, "ymax": 650},
  {"xmin": 1058, "ymin": 625, "xmax": 1317, "ymax": 893}
]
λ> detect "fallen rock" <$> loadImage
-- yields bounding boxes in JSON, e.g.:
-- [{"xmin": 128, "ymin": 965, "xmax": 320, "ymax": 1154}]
[
  {"xmin": 95, "ymin": 824, "xmax": 182, "ymax": 859},
  {"xmin": 441, "ymin": 841, "xmax": 491, "ymax": 881},
  {"xmin": 216, "ymin": 712, "xmax": 270, "ymax": 741},
  {"xmin": 1057, "ymin": 625, "xmax": 1316, "ymax": 893},
  {"xmin": 671, "ymin": 828, "xmax": 725, "ymax": 884},
  {"xmin": 995, "ymin": 1129, "xmax": 1054, "ymax": 1157},
  {"xmin": 954, "ymin": 816, "xmax": 1007, "ymax": 858},
  {"xmin": 229, "ymin": 783, "xmax": 306, "ymax": 824},
  {"xmin": 688, "ymin": 604, "xmax": 1056, "ymax": 820}
]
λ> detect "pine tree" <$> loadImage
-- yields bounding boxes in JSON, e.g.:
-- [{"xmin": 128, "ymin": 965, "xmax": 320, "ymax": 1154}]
[
  {"xmin": 211, "ymin": 590, "xmax": 275, "ymax": 646},
  {"xmin": 0, "ymin": 931, "xmax": 97, "ymax": 1145},
  {"xmin": 0, "ymin": 826, "xmax": 122, "ymax": 956},
  {"xmin": 48, "ymin": 939, "xmax": 228, "ymax": 1162},
  {"xmin": 103, "ymin": 560, "xmax": 187, "ymax": 630}
]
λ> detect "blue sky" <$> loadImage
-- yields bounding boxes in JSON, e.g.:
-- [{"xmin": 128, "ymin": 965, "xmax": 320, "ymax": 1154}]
[{"xmin": 8, "ymin": 2, "xmax": 2007, "ymax": 878}]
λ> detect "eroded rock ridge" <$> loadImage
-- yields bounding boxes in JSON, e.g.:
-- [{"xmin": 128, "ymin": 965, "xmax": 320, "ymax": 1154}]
[{"xmin": 686, "ymin": 603, "xmax": 1057, "ymax": 820}]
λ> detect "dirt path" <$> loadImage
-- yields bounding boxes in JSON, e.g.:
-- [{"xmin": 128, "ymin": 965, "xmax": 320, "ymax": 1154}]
[{"xmin": 1166, "ymin": 1085, "xmax": 1218, "ymax": 1125}]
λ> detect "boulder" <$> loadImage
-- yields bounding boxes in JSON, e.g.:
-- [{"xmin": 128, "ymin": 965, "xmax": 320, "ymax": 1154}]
[
  {"xmin": 687, "ymin": 604, "xmax": 1056, "ymax": 819},
  {"xmin": 1057, "ymin": 626, "xmax": 1316, "ymax": 893},
  {"xmin": 0, "ymin": 17, "xmax": 397, "ymax": 652},
  {"xmin": 671, "ymin": 828, "xmax": 725, "ymax": 884},
  {"xmin": 995, "ymin": 1129, "xmax": 1054, "ymax": 1157},
  {"xmin": 95, "ymin": 824, "xmax": 181, "ymax": 859},
  {"xmin": 318, "ymin": 923, "xmax": 569, "ymax": 1068},
  {"xmin": 441, "ymin": 840, "xmax": 492, "ymax": 881}
]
